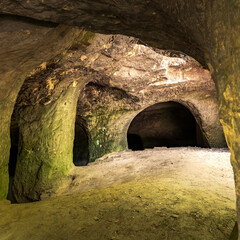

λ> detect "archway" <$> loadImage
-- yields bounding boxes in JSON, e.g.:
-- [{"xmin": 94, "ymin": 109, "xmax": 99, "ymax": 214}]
[
  {"xmin": 127, "ymin": 101, "xmax": 209, "ymax": 150},
  {"xmin": 73, "ymin": 119, "xmax": 89, "ymax": 166}
]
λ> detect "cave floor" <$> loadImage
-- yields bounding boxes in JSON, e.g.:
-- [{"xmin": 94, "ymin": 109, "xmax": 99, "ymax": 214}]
[{"xmin": 0, "ymin": 147, "xmax": 236, "ymax": 240}]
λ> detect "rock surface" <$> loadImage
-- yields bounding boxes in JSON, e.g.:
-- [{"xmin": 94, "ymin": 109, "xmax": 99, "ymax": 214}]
[
  {"xmin": 0, "ymin": 15, "xmax": 82, "ymax": 200},
  {"xmin": 0, "ymin": 0, "xmax": 240, "ymax": 237},
  {"xmin": 10, "ymin": 33, "xmax": 226, "ymax": 202}
]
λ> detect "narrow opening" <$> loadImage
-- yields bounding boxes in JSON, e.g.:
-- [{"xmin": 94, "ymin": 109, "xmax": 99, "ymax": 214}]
[
  {"xmin": 73, "ymin": 119, "xmax": 89, "ymax": 166},
  {"xmin": 7, "ymin": 121, "xmax": 19, "ymax": 202},
  {"xmin": 127, "ymin": 101, "xmax": 209, "ymax": 150}
]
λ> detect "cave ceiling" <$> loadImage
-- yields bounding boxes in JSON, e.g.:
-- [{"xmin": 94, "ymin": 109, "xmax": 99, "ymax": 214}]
[{"xmin": 0, "ymin": 0, "xmax": 214, "ymax": 67}]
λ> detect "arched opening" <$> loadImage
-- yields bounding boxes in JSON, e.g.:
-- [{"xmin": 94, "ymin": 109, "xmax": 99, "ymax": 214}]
[
  {"xmin": 7, "ymin": 120, "xmax": 19, "ymax": 202},
  {"xmin": 73, "ymin": 118, "xmax": 89, "ymax": 166},
  {"xmin": 127, "ymin": 101, "xmax": 209, "ymax": 150}
]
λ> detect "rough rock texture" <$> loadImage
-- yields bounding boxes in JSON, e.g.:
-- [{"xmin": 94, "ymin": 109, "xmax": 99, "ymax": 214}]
[
  {"xmin": 0, "ymin": 1, "xmax": 208, "ymax": 67},
  {"xmin": 10, "ymin": 33, "xmax": 225, "ymax": 201},
  {"xmin": 76, "ymin": 34, "xmax": 225, "ymax": 161},
  {"xmin": 0, "ymin": 15, "xmax": 82, "ymax": 200},
  {"xmin": 1, "ymin": 0, "xmax": 240, "ymax": 236},
  {"xmin": 11, "ymin": 31, "xmax": 95, "ymax": 202}
]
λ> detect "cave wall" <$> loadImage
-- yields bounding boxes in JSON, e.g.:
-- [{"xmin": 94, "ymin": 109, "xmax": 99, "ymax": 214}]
[
  {"xmin": 13, "ymin": 84, "xmax": 81, "ymax": 202},
  {"xmin": 76, "ymin": 35, "xmax": 226, "ymax": 161},
  {"xmin": 77, "ymin": 82, "xmax": 138, "ymax": 162},
  {"xmin": 9, "ymin": 31, "xmax": 95, "ymax": 202},
  {"xmin": 0, "ymin": 28, "xmax": 227, "ymax": 204},
  {"xmin": 0, "ymin": 1, "xmax": 240, "ymax": 234},
  {"xmin": 0, "ymin": 15, "xmax": 82, "ymax": 200},
  {"xmin": 11, "ymin": 33, "xmax": 223, "ymax": 186}
]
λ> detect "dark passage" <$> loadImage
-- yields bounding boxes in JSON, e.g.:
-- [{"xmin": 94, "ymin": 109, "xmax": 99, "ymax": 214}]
[
  {"xmin": 127, "ymin": 101, "xmax": 209, "ymax": 150},
  {"xmin": 73, "ymin": 120, "xmax": 89, "ymax": 166},
  {"xmin": 7, "ymin": 122, "xmax": 19, "ymax": 202}
]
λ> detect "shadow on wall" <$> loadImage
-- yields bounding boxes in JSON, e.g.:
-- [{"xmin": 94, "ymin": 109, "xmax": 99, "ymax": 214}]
[
  {"xmin": 73, "ymin": 120, "xmax": 89, "ymax": 166},
  {"xmin": 128, "ymin": 101, "xmax": 209, "ymax": 150}
]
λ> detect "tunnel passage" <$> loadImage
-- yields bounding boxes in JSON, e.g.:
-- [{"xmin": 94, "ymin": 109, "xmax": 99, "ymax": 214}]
[
  {"xmin": 127, "ymin": 101, "xmax": 209, "ymax": 150},
  {"xmin": 7, "ymin": 121, "xmax": 19, "ymax": 202},
  {"xmin": 73, "ymin": 119, "xmax": 89, "ymax": 166}
]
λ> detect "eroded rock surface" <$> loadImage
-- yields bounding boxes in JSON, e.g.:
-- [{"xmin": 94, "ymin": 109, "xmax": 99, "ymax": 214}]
[
  {"xmin": 0, "ymin": 1, "xmax": 240, "ymax": 237},
  {"xmin": 76, "ymin": 34, "xmax": 225, "ymax": 161},
  {"xmin": 0, "ymin": 15, "xmax": 82, "ymax": 200},
  {"xmin": 10, "ymin": 33, "xmax": 226, "ymax": 202}
]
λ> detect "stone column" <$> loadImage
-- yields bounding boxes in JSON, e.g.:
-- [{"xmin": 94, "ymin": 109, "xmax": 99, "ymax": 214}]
[
  {"xmin": 0, "ymin": 20, "xmax": 81, "ymax": 200},
  {"xmin": 13, "ymin": 84, "xmax": 82, "ymax": 202}
]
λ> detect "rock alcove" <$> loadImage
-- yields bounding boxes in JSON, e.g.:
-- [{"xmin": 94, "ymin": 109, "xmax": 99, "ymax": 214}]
[{"xmin": 127, "ymin": 101, "xmax": 209, "ymax": 150}]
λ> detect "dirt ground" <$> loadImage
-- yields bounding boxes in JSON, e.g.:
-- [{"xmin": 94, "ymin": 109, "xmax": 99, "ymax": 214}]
[{"xmin": 0, "ymin": 147, "xmax": 236, "ymax": 240}]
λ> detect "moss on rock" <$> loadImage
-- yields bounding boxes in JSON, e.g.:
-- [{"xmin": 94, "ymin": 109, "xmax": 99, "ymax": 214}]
[
  {"xmin": 88, "ymin": 108, "xmax": 131, "ymax": 161},
  {"xmin": 13, "ymin": 84, "xmax": 81, "ymax": 202}
]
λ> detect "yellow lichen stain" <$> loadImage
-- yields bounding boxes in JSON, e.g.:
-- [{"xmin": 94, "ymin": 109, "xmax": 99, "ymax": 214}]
[
  {"xmin": 40, "ymin": 62, "xmax": 47, "ymax": 70},
  {"xmin": 102, "ymin": 43, "xmax": 112, "ymax": 49},
  {"xmin": 78, "ymin": 30, "xmax": 95, "ymax": 46},
  {"xmin": 127, "ymin": 50, "xmax": 136, "ymax": 57},
  {"xmin": 223, "ymin": 84, "xmax": 234, "ymax": 102},
  {"xmin": 60, "ymin": 69, "xmax": 77, "ymax": 76},
  {"xmin": 24, "ymin": 30, "xmax": 31, "ymax": 35},
  {"xmin": 81, "ymin": 55, "xmax": 87, "ymax": 61},
  {"xmin": 67, "ymin": 53, "xmax": 73, "ymax": 58},
  {"xmin": 28, "ymin": 62, "xmax": 47, "ymax": 76},
  {"xmin": 46, "ymin": 77, "xmax": 57, "ymax": 91}
]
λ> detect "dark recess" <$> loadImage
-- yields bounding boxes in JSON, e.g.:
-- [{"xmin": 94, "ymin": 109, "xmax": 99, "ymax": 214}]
[
  {"xmin": 128, "ymin": 101, "xmax": 209, "ymax": 150},
  {"xmin": 7, "ymin": 123, "xmax": 19, "ymax": 203},
  {"xmin": 73, "ymin": 119, "xmax": 89, "ymax": 166}
]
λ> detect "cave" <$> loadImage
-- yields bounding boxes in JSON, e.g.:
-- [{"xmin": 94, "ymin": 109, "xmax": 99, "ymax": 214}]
[
  {"xmin": 0, "ymin": 1, "xmax": 240, "ymax": 240},
  {"xmin": 128, "ymin": 101, "xmax": 209, "ymax": 150}
]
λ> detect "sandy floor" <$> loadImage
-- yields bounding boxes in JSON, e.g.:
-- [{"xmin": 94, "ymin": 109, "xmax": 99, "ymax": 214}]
[{"xmin": 0, "ymin": 147, "xmax": 237, "ymax": 240}]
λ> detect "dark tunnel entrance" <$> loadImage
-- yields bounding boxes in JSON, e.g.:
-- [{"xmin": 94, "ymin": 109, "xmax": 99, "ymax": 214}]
[
  {"xmin": 7, "ymin": 120, "xmax": 19, "ymax": 202},
  {"xmin": 73, "ymin": 119, "xmax": 89, "ymax": 166},
  {"xmin": 127, "ymin": 101, "xmax": 209, "ymax": 150}
]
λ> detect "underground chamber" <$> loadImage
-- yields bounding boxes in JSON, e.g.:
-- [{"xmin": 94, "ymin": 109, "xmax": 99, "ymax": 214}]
[{"xmin": 127, "ymin": 101, "xmax": 209, "ymax": 150}]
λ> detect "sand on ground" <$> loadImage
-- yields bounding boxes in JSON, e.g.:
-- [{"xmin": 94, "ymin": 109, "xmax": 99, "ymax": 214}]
[{"xmin": 0, "ymin": 147, "xmax": 236, "ymax": 240}]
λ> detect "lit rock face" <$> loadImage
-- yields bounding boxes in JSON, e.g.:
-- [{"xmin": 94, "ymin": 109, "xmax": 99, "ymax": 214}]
[{"xmin": 77, "ymin": 34, "xmax": 225, "ymax": 161}]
